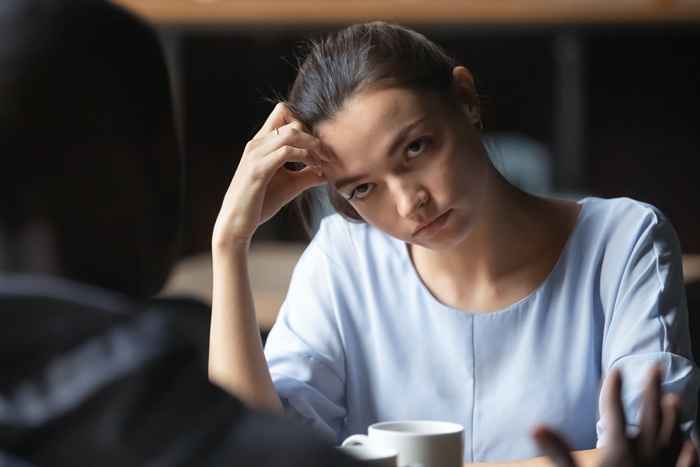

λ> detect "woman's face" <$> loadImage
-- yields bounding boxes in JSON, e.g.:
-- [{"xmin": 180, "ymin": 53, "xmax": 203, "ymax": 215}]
[{"xmin": 317, "ymin": 85, "xmax": 491, "ymax": 250}]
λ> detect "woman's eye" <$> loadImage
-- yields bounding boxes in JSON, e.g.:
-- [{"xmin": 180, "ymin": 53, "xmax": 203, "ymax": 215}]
[
  {"xmin": 406, "ymin": 137, "xmax": 430, "ymax": 159},
  {"xmin": 349, "ymin": 183, "xmax": 375, "ymax": 200}
]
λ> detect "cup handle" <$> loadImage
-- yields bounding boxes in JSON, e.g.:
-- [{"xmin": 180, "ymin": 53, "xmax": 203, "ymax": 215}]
[{"xmin": 341, "ymin": 434, "xmax": 370, "ymax": 447}]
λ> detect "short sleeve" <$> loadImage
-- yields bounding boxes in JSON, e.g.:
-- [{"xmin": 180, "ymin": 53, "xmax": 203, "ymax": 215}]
[
  {"xmin": 264, "ymin": 238, "xmax": 348, "ymax": 444},
  {"xmin": 597, "ymin": 206, "xmax": 700, "ymax": 446}
]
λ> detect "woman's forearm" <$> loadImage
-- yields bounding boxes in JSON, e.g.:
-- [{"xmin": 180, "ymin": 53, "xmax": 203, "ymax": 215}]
[
  {"xmin": 208, "ymin": 240, "xmax": 283, "ymax": 413},
  {"xmin": 466, "ymin": 448, "xmax": 601, "ymax": 467}
]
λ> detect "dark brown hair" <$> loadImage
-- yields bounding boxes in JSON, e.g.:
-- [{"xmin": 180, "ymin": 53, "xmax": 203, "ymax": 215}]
[{"xmin": 284, "ymin": 22, "xmax": 461, "ymax": 233}]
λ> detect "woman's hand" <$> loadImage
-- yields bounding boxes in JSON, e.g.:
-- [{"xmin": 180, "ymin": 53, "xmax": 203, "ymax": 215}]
[
  {"xmin": 212, "ymin": 103, "xmax": 329, "ymax": 249},
  {"xmin": 531, "ymin": 367, "xmax": 698, "ymax": 467}
]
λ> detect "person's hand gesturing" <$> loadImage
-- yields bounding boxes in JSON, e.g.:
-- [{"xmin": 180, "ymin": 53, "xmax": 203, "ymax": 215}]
[{"xmin": 532, "ymin": 367, "xmax": 698, "ymax": 467}]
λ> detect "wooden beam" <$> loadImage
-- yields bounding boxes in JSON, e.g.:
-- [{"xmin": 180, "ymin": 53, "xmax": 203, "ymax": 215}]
[{"xmin": 113, "ymin": 0, "xmax": 700, "ymax": 26}]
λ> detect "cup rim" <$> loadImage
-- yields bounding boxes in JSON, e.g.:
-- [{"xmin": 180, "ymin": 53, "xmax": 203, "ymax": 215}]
[{"xmin": 370, "ymin": 420, "xmax": 464, "ymax": 436}]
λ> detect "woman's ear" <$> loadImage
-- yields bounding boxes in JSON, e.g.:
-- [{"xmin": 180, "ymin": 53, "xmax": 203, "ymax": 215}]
[
  {"xmin": 452, "ymin": 65, "xmax": 475, "ymax": 90},
  {"xmin": 452, "ymin": 66, "xmax": 482, "ymax": 129}
]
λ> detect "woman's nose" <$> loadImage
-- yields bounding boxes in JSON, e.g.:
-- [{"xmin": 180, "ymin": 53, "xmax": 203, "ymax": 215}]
[{"xmin": 389, "ymin": 178, "xmax": 427, "ymax": 219}]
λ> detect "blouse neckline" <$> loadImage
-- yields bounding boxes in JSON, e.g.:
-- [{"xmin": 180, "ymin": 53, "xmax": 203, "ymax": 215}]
[{"xmin": 396, "ymin": 197, "xmax": 590, "ymax": 317}]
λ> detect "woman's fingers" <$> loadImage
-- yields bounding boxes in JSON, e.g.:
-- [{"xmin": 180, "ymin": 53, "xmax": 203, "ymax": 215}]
[
  {"xmin": 249, "ymin": 122, "xmax": 327, "ymax": 163},
  {"xmin": 269, "ymin": 166, "xmax": 326, "ymax": 210},
  {"xmin": 638, "ymin": 365, "xmax": 663, "ymax": 458},
  {"xmin": 215, "ymin": 101, "xmax": 334, "ymax": 237},
  {"xmin": 213, "ymin": 103, "xmax": 330, "ymax": 243},
  {"xmin": 250, "ymin": 106, "xmax": 332, "ymax": 161},
  {"xmin": 261, "ymin": 145, "xmax": 322, "ymax": 177},
  {"xmin": 255, "ymin": 154, "xmax": 325, "ymax": 225},
  {"xmin": 531, "ymin": 426, "xmax": 577, "ymax": 467},
  {"xmin": 264, "ymin": 141, "xmax": 327, "ymax": 206},
  {"xmin": 252, "ymin": 102, "xmax": 292, "ymax": 140}
]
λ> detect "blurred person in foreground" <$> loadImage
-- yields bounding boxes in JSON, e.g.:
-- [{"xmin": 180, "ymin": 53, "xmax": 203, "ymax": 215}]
[{"xmin": 0, "ymin": 1, "xmax": 357, "ymax": 466}]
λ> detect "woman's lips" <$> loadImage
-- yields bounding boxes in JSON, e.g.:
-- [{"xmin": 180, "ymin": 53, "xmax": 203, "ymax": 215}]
[{"xmin": 412, "ymin": 209, "xmax": 452, "ymax": 238}]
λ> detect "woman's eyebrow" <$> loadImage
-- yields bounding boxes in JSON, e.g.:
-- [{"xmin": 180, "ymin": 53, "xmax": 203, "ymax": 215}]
[
  {"xmin": 333, "ymin": 116, "xmax": 427, "ymax": 191},
  {"xmin": 384, "ymin": 116, "xmax": 427, "ymax": 159},
  {"xmin": 334, "ymin": 174, "xmax": 366, "ymax": 192}
]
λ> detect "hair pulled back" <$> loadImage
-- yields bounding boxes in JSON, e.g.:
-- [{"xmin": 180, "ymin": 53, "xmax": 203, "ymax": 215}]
[{"xmin": 286, "ymin": 22, "xmax": 458, "ymax": 226}]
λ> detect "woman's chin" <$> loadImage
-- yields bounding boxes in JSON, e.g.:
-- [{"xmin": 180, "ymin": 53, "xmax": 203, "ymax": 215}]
[{"xmin": 417, "ymin": 212, "xmax": 473, "ymax": 251}]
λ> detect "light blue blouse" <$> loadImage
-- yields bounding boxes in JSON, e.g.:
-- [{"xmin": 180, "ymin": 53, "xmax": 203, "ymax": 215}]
[{"xmin": 264, "ymin": 197, "xmax": 699, "ymax": 462}]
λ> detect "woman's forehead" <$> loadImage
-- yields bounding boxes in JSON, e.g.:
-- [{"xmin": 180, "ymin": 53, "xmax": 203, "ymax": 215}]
[
  {"xmin": 318, "ymin": 87, "xmax": 431, "ymax": 137},
  {"xmin": 316, "ymin": 88, "xmax": 437, "ymax": 174}
]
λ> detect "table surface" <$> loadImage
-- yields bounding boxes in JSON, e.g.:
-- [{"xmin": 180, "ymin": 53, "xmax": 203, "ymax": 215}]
[
  {"xmin": 160, "ymin": 242, "xmax": 306, "ymax": 329},
  {"xmin": 113, "ymin": 0, "xmax": 700, "ymax": 26}
]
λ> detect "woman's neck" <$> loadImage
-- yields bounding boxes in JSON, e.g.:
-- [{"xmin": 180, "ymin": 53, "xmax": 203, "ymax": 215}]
[{"xmin": 409, "ymin": 175, "xmax": 577, "ymax": 311}]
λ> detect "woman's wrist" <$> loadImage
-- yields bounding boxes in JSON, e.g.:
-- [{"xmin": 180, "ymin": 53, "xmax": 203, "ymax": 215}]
[{"xmin": 211, "ymin": 232, "xmax": 251, "ymax": 257}]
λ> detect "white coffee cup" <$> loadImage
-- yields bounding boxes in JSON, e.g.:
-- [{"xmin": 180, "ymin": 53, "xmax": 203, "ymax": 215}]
[
  {"xmin": 336, "ymin": 445, "xmax": 399, "ymax": 467},
  {"xmin": 342, "ymin": 420, "xmax": 464, "ymax": 467}
]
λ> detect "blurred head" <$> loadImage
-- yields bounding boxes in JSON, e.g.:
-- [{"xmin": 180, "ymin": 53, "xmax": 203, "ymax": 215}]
[
  {"xmin": 0, "ymin": 0, "xmax": 182, "ymax": 297},
  {"xmin": 287, "ymin": 22, "xmax": 493, "ymax": 249}
]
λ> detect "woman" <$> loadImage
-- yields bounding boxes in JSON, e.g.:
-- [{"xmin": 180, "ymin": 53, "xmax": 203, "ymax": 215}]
[{"xmin": 209, "ymin": 22, "xmax": 699, "ymax": 465}]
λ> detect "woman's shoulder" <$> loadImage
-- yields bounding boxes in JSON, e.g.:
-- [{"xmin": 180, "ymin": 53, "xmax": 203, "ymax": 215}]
[
  {"xmin": 570, "ymin": 196, "xmax": 680, "ymax": 272},
  {"xmin": 579, "ymin": 196, "xmax": 664, "ymax": 219},
  {"xmin": 576, "ymin": 196, "xmax": 671, "ymax": 241},
  {"xmin": 555, "ymin": 197, "xmax": 681, "ymax": 308}
]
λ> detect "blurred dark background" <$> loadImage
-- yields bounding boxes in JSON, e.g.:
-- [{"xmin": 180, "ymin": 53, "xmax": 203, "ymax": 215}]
[{"xmin": 177, "ymin": 24, "xmax": 700, "ymax": 254}]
